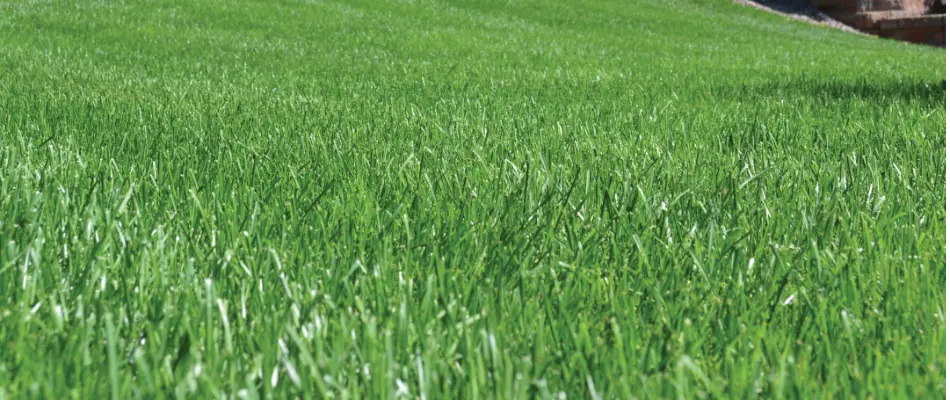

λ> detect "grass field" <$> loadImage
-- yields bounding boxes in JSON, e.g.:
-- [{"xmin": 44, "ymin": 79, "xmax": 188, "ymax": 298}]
[{"xmin": 0, "ymin": 0, "xmax": 945, "ymax": 398}]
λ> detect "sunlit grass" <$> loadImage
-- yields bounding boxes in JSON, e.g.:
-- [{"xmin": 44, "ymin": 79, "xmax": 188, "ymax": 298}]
[{"xmin": 0, "ymin": 0, "xmax": 945, "ymax": 398}]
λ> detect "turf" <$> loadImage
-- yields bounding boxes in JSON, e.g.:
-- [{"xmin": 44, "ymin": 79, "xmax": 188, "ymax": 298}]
[{"xmin": 0, "ymin": 0, "xmax": 945, "ymax": 398}]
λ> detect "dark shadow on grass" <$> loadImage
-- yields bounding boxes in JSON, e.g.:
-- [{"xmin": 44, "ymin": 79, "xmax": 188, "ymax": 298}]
[
  {"xmin": 745, "ymin": 0, "xmax": 835, "ymax": 23},
  {"xmin": 712, "ymin": 77, "xmax": 946, "ymax": 106}
]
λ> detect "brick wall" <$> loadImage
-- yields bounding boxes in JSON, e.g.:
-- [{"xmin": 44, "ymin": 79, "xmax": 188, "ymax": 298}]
[{"xmin": 811, "ymin": 0, "xmax": 945, "ymax": 45}]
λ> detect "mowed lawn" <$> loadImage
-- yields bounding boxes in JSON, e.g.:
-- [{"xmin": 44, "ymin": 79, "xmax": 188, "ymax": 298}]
[{"xmin": 0, "ymin": 0, "xmax": 945, "ymax": 397}]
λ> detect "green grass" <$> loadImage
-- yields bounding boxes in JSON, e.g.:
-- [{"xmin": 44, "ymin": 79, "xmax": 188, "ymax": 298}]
[{"xmin": 0, "ymin": 0, "xmax": 945, "ymax": 398}]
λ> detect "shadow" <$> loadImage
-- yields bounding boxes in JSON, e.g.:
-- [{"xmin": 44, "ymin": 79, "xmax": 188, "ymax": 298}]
[
  {"xmin": 712, "ymin": 77, "xmax": 946, "ymax": 107},
  {"xmin": 741, "ymin": 0, "xmax": 843, "ymax": 24}
]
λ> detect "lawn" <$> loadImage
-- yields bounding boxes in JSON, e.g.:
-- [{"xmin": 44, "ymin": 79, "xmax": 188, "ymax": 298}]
[{"xmin": 0, "ymin": 0, "xmax": 945, "ymax": 398}]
